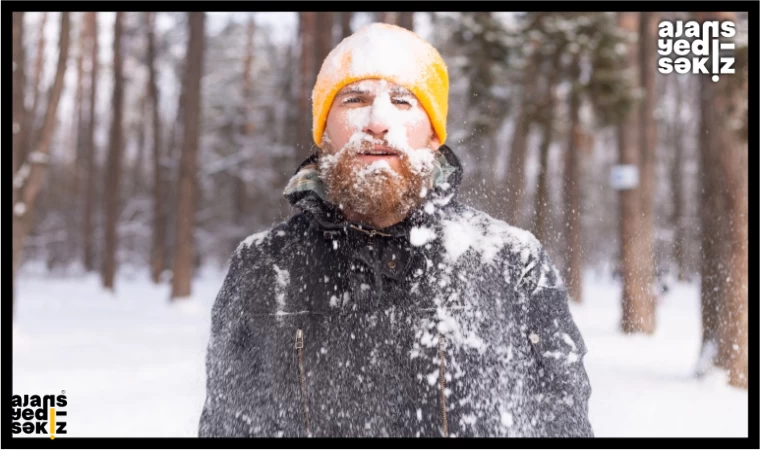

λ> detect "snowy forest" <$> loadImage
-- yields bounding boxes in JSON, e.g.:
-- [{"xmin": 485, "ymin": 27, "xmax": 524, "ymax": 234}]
[{"xmin": 11, "ymin": 11, "xmax": 749, "ymax": 437}]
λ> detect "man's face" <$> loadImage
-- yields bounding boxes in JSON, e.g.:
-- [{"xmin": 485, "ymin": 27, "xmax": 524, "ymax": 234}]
[{"xmin": 318, "ymin": 79, "xmax": 441, "ymax": 221}]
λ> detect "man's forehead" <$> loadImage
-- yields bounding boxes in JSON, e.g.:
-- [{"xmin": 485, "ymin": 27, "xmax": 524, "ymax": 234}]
[{"xmin": 337, "ymin": 81, "xmax": 413, "ymax": 96}]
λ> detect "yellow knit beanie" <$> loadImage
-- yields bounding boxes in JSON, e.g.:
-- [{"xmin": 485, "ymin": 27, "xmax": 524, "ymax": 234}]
[{"xmin": 312, "ymin": 23, "xmax": 449, "ymax": 147}]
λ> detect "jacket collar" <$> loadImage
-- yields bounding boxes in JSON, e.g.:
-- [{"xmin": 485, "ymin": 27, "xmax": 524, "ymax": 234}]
[{"xmin": 283, "ymin": 145, "xmax": 464, "ymax": 238}]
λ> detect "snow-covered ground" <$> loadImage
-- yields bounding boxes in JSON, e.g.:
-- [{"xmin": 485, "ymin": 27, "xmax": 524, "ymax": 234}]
[{"xmin": 12, "ymin": 266, "xmax": 748, "ymax": 437}]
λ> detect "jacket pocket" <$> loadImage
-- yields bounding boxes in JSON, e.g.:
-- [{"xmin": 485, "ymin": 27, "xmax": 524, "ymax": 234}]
[
  {"xmin": 527, "ymin": 330, "xmax": 550, "ymax": 375},
  {"xmin": 526, "ymin": 328, "xmax": 580, "ymax": 378},
  {"xmin": 244, "ymin": 311, "xmax": 329, "ymax": 437}
]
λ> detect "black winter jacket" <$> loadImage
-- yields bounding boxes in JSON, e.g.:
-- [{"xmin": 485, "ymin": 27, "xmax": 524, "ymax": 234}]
[{"xmin": 198, "ymin": 145, "xmax": 593, "ymax": 437}]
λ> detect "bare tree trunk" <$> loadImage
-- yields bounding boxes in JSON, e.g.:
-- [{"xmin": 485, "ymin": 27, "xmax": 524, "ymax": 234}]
[
  {"xmin": 314, "ymin": 13, "xmax": 334, "ymax": 80},
  {"xmin": 71, "ymin": 14, "xmax": 88, "ymax": 262},
  {"xmin": 13, "ymin": 12, "xmax": 71, "ymax": 289},
  {"xmin": 73, "ymin": 15, "xmax": 87, "ymax": 190},
  {"xmin": 145, "ymin": 12, "xmax": 166, "ymax": 284},
  {"xmin": 134, "ymin": 93, "xmax": 147, "ymax": 181},
  {"xmin": 102, "ymin": 12, "xmax": 124, "ymax": 291},
  {"xmin": 533, "ymin": 124, "xmax": 552, "ymax": 244},
  {"xmin": 378, "ymin": 12, "xmax": 398, "ymax": 25},
  {"xmin": 697, "ymin": 11, "xmax": 747, "ymax": 388},
  {"xmin": 635, "ymin": 11, "xmax": 658, "ymax": 325},
  {"xmin": 340, "ymin": 12, "xmax": 352, "ymax": 40},
  {"xmin": 298, "ymin": 12, "xmax": 317, "ymax": 152},
  {"xmin": 242, "ymin": 14, "xmax": 256, "ymax": 137},
  {"xmin": 83, "ymin": 12, "xmax": 98, "ymax": 272},
  {"xmin": 13, "ymin": 12, "xmax": 27, "ymax": 176},
  {"xmin": 168, "ymin": 86, "xmax": 186, "ymax": 160},
  {"xmin": 532, "ymin": 57, "xmax": 560, "ymax": 245},
  {"xmin": 563, "ymin": 56, "xmax": 584, "ymax": 304},
  {"xmin": 669, "ymin": 75, "xmax": 687, "ymax": 281},
  {"xmin": 719, "ymin": 97, "xmax": 749, "ymax": 389},
  {"xmin": 22, "ymin": 13, "xmax": 48, "ymax": 169},
  {"xmin": 280, "ymin": 30, "xmax": 300, "ymax": 162},
  {"xmin": 617, "ymin": 12, "xmax": 655, "ymax": 334},
  {"xmin": 715, "ymin": 12, "xmax": 748, "ymax": 389},
  {"xmin": 397, "ymin": 12, "xmax": 414, "ymax": 31},
  {"xmin": 165, "ymin": 63, "xmax": 187, "ymax": 272},
  {"xmin": 697, "ymin": 73, "xmax": 727, "ymax": 373},
  {"xmin": 234, "ymin": 14, "xmax": 256, "ymax": 231},
  {"xmin": 12, "ymin": 11, "xmax": 26, "ymax": 308},
  {"xmin": 695, "ymin": 12, "xmax": 727, "ymax": 375},
  {"xmin": 27, "ymin": 14, "xmax": 48, "ymax": 131},
  {"xmin": 716, "ymin": 79, "xmax": 749, "ymax": 389},
  {"xmin": 505, "ymin": 49, "xmax": 539, "ymax": 227},
  {"xmin": 171, "ymin": 12, "xmax": 205, "ymax": 300}
]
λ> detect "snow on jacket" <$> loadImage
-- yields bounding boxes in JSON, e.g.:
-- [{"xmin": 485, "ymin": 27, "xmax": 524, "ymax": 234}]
[{"xmin": 198, "ymin": 145, "xmax": 594, "ymax": 437}]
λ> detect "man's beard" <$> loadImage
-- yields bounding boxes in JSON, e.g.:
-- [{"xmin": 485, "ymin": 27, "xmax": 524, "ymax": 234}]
[{"xmin": 318, "ymin": 137, "xmax": 437, "ymax": 222}]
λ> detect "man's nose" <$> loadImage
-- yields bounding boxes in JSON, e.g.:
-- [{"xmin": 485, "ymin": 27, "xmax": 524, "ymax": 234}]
[{"xmin": 363, "ymin": 112, "xmax": 389, "ymax": 138}]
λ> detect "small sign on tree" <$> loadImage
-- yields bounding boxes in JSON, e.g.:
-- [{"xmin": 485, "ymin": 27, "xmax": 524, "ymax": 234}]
[{"xmin": 610, "ymin": 164, "xmax": 640, "ymax": 190}]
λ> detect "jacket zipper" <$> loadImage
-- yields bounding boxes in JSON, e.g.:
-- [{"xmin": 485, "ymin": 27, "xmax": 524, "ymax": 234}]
[
  {"xmin": 295, "ymin": 328, "xmax": 311, "ymax": 436},
  {"xmin": 439, "ymin": 334, "xmax": 449, "ymax": 437}
]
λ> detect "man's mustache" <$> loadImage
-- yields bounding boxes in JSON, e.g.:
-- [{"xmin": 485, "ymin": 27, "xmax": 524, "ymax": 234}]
[{"xmin": 344, "ymin": 138, "xmax": 402, "ymax": 156}]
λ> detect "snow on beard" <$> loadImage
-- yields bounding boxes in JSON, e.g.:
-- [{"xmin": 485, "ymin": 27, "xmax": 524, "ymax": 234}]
[{"xmin": 318, "ymin": 80, "xmax": 438, "ymax": 220}]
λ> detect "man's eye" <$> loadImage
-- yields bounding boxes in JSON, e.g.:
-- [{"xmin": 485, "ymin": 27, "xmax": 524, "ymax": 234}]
[
  {"xmin": 343, "ymin": 97, "xmax": 362, "ymax": 104},
  {"xmin": 393, "ymin": 98, "xmax": 412, "ymax": 106}
]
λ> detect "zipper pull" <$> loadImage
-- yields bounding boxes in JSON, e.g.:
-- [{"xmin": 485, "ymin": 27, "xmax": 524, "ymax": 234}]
[{"xmin": 295, "ymin": 328, "xmax": 304, "ymax": 349}]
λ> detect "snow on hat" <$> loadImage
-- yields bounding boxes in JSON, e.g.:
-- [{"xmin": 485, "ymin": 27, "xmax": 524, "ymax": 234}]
[{"xmin": 312, "ymin": 22, "xmax": 449, "ymax": 147}]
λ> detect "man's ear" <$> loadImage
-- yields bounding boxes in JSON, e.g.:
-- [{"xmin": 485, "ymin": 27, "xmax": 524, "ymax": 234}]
[
  {"xmin": 319, "ymin": 131, "xmax": 334, "ymax": 154},
  {"xmin": 430, "ymin": 132, "xmax": 441, "ymax": 150}
]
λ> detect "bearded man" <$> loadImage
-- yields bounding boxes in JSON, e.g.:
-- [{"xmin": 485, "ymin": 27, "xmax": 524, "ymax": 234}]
[{"xmin": 198, "ymin": 23, "xmax": 593, "ymax": 438}]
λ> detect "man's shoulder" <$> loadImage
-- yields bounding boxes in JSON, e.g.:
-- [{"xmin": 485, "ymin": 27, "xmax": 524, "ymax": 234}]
[
  {"xmin": 439, "ymin": 202, "xmax": 566, "ymax": 293},
  {"xmin": 435, "ymin": 201, "xmax": 545, "ymax": 265},
  {"xmin": 232, "ymin": 213, "xmax": 312, "ymax": 263}
]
